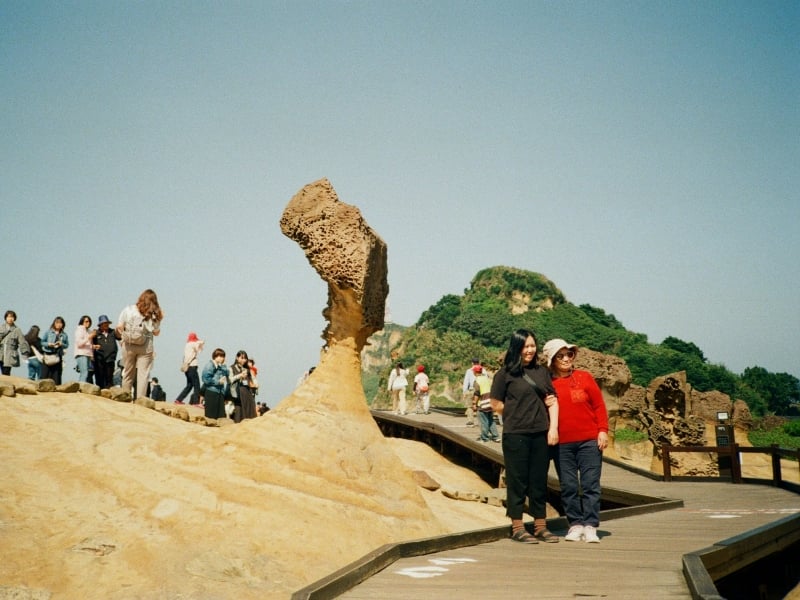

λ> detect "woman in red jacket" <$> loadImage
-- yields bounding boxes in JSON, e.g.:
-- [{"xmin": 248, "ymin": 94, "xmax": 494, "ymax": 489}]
[{"xmin": 543, "ymin": 339, "xmax": 608, "ymax": 544}]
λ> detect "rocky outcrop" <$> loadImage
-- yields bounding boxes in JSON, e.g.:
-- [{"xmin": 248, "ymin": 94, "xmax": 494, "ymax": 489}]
[{"xmin": 280, "ymin": 178, "xmax": 388, "ymax": 351}]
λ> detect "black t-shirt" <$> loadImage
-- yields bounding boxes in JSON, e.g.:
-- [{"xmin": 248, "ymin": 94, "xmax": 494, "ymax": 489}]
[{"xmin": 490, "ymin": 363, "xmax": 554, "ymax": 434}]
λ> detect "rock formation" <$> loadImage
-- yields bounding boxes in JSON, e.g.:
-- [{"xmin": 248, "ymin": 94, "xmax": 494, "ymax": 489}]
[{"xmin": 0, "ymin": 179, "xmax": 512, "ymax": 600}]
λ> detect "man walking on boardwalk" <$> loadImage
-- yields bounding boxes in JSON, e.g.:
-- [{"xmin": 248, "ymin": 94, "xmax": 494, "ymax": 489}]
[{"xmin": 462, "ymin": 357, "xmax": 480, "ymax": 427}]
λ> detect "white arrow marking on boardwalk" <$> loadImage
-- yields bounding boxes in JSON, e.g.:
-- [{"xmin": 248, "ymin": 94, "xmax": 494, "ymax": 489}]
[
  {"xmin": 395, "ymin": 566, "xmax": 449, "ymax": 579},
  {"xmin": 429, "ymin": 557, "xmax": 477, "ymax": 566}
]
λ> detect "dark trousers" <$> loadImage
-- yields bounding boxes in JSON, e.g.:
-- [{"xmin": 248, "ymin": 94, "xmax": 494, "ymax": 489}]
[
  {"xmin": 558, "ymin": 439, "xmax": 603, "ymax": 527},
  {"xmin": 176, "ymin": 366, "xmax": 201, "ymax": 404},
  {"xmin": 41, "ymin": 360, "xmax": 63, "ymax": 384},
  {"xmin": 204, "ymin": 389, "xmax": 226, "ymax": 419},
  {"xmin": 502, "ymin": 431, "xmax": 550, "ymax": 520},
  {"xmin": 94, "ymin": 361, "xmax": 115, "ymax": 389}
]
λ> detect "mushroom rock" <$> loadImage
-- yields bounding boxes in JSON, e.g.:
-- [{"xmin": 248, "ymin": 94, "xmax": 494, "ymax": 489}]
[{"xmin": 278, "ymin": 178, "xmax": 389, "ymax": 418}]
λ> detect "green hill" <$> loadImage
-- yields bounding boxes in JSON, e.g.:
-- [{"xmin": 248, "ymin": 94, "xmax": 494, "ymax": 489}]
[{"xmin": 363, "ymin": 266, "xmax": 798, "ymax": 416}]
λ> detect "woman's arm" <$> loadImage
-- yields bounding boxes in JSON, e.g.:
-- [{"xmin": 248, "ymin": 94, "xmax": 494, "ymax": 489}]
[{"xmin": 546, "ymin": 394, "xmax": 559, "ymax": 445}]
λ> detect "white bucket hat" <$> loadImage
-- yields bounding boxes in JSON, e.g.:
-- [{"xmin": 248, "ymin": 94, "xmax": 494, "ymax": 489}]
[{"xmin": 542, "ymin": 338, "xmax": 577, "ymax": 367}]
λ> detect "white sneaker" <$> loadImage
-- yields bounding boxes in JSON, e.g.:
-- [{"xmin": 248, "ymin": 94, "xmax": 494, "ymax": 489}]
[
  {"xmin": 564, "ymin": 525, "xmax": 584, "ymax": 542},
  {"xmin": 583, "ymin": 525, "xmax": 600, "ymax": 543}
]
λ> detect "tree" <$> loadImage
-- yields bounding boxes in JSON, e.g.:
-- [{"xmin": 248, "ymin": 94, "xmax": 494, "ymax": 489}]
[{"xmin": 741, "ymin": 367, "xmax": 800, "ymax": 415}]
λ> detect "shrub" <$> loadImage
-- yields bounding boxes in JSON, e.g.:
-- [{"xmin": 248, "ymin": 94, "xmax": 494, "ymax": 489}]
[
  {"xmin": 783, "ymin": 420, "xmax": 800, "ymax": 437},
  {"xmin": 613, "ymin": 428, "xmax": 648, "ymax": 443}
]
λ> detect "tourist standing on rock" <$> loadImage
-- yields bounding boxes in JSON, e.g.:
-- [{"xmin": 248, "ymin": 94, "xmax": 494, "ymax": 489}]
[
  {"xmin": 387, "ymin": 362, "xmax": 409, "ymax": 415},
  {"xmin": 24, "ymin": 325, "xmax": 43, "ymax": 380},
  {"xmin": 462, "ymin": 357, "xmax": 480, "ymax": 426},
  {"xmin": 116, "ymin": 289, "xmax": 163, "ymax": 399},
  {"xmin": 73, "ymin": 315, "xmax": 96, "ymax": 383},
  {"xmin": 93, "ymin": 315, "xmax": 119, "ymax": 389},
  {"xmin": 490, "ymin": 328, "xmax": 559, "ymax": 544},
  {"xmin": 40, "ymin": 316, "xmax": 69, "ymax": 384},
  {"xmin": 201, "ymin": 348, "xmax": 229, "ymax": 419},
  {"xmin": 413, "ymin": 365, "xmax": 430, "ymax": 414},
  {"xmin": 0, "ymin": 310, "xmax": 31, "ymax": 376},
  {"xmin": 175, "ymin": 332, "xmax": 204, "ymax": 405},
  {"xmin": 229, "ymin": 350, "xmax": 257, "ymax": 422},
  {"xmin": 473, "ymin": 364, "xmax": 500, "ymax": 443},
  {"xmin": 543, "ymin": 338, "xmax": 608, "ymax": 544}
]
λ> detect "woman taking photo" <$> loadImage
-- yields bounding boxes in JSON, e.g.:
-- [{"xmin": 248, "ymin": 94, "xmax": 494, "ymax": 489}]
[
  {"xmin": 73, "ymin": 315, "xmax": 96, "ymax": 383},
  {"xmin": 202, "ymin": 348, "xmax": 229, "ymax": 420},
  {"xmin": 228, "ymin": 350, "xmax": 257, "ymax": 422},
  {"xmin": 40, "ymin": 316, "xmax": 69, "ymax": 384},
  {"xmin": 543, "ymin": 338, "xmax": 608, "ymax": 544},
  {"xmin": 116, "ymin": 289, "xmax": 163, "ymax": 399},
  {"xmin": 490, "ymin": 329, "xmax": 559, "ymax": 543}
]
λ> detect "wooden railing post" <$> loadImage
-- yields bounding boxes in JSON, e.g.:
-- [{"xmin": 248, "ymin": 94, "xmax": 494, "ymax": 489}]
[
  {"xmin": 730, "ymin": 443, "xmax": 742, "ymax": 483},
  {"xmin": 662, "ymin": 445, "xmax": 672, "ymax": 482},
  {"xmin": 771, "ymin": 444, "xmax": 782, "ymax": 485}
]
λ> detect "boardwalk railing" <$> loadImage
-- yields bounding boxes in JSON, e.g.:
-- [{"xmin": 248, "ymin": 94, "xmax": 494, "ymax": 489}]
[{"xmin": 662, "ymin": 443, "xmax": 800, "ymax": 493}]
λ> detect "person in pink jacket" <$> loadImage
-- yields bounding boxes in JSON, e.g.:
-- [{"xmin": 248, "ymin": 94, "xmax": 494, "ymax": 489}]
[{"xmin": 543, "ymin": 338, "xmax": 609, "ymax": 544}]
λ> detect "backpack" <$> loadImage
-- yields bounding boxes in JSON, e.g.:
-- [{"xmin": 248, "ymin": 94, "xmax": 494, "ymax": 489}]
[{"xmin": 122, "ymin": 308, "xmax": 147, "ymax": 346}]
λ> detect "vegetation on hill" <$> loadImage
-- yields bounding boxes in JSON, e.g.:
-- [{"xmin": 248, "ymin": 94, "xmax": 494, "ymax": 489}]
[{"xmin": 364, "ymin": 266, "xmax": 799, "ymax": 416}]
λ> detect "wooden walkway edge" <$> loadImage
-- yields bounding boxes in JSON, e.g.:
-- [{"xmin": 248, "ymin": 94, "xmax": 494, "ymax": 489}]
[{"xmin": 294, "ymin": 411, "xmax": 800, "ymax": 600}]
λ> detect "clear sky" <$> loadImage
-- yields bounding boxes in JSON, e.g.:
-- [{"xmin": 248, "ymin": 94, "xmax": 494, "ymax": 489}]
[{"xmin": 2, "ymin": 1, "xmax": 798, "ymax": 405}]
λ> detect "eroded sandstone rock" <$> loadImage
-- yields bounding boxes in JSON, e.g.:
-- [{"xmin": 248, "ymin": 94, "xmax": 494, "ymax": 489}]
[{"xmin": 280, "ymin": 178, "xmax": 388, "ymax": 350}]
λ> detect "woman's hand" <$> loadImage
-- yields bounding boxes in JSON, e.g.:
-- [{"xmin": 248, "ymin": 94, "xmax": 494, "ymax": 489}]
[
  {"xmin": 597, "ymin": 432, "xmax": 609, "ymax": 451},
  {"xmin": 547, "ymin": 428, "xmax": 559, "ymax": 446},
  {"xmin": 544, "ymin": 393, "xmax": 557, "ymax": 408}
]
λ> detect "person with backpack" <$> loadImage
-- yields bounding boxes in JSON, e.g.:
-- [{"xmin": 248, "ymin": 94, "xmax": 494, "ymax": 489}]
[{"xmin": 116, "ymin": 289, "xmax": 163, "ymax": 399}]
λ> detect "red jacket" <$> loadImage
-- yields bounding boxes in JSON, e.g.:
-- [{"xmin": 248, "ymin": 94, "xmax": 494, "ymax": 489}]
[{"xmin": 552, "ymin": 369, "xmax": 608, "ymax": 444}]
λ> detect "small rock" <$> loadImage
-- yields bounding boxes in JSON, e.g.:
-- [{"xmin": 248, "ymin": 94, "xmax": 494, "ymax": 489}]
[{"xmin": 412, "ymin": 470, "xmax": 441, "ymax": 491}]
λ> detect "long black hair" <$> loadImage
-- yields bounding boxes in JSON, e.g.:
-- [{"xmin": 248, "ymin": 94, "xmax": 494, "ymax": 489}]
[{"xmin": 503, "ymin": 328, "xmax": 539, "ymax": 376}]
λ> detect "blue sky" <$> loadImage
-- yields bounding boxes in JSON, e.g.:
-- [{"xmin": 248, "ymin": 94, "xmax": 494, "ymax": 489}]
[{"xmin": 2, "ymin": 1, "xmax": 798, "ymax": 405}]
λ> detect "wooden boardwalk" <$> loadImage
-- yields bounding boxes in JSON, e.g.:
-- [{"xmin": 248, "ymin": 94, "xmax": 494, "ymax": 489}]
[{"xmin": 336, "ymin": 411, "xmax": 800, "ymax": 599}]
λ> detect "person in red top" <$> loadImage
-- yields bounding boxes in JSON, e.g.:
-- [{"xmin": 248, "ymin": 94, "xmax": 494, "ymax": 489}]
[{"xmin": 542, "ymin": 338, "xmax": 608, "ymax": 544}]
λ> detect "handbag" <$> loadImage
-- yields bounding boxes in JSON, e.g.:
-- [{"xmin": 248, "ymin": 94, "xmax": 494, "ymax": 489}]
[
  {"xmin": 43, "ymin": 353, "xmax": 61, "ymax": 366},
  {"xmin": 180, "ymin": 347, "xmax": 198, "ymax": 373}
]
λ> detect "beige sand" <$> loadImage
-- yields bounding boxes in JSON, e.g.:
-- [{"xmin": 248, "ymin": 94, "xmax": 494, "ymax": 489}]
[{"xmin": 0, "ymin": 369, "xmax": 507, "ymax": 599}]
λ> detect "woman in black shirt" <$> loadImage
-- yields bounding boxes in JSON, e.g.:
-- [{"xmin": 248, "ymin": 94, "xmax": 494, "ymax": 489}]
[{"xmin": 490, "ymin": 329, "xmax": 559, "ymax": 543}]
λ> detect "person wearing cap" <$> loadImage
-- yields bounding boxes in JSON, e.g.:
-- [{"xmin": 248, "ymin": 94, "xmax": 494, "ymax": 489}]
[
  {"xmin": 461, "ymin": 357, "xmax": 480, "ymax": 426},
  {"xmin": 93, "ymin": 314, "xmax": 120, "ymax": 389},
  {"xmin": 175, "ymin": 332, "xmax": 205, "ymax": 405},
  {"xmin": 413, "ymin": 365, "xmax": 430, "ymax": 414},
  {"xmin": 542, "ymin": 338, "xmax": 609, "ymax": 544},
  {"xmin": 489, "ymin": 328, "xmax": 559, "ymax": 544}
]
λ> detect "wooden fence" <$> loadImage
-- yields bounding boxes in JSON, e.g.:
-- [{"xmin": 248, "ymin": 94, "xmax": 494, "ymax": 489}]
[{"xmin": 662, "ymin": 443, "xmax": 800, "ymax": 493}]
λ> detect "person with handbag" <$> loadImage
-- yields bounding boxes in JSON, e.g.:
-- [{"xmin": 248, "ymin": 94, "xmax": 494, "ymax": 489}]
[
  {"xmin": 489, "ymin": 328, "xmax": 559, "ymax": 544},
  {"xmin": 175, "ymin": 332, "xmax": 204, "ymax": 405},
  {"xmin": 40, "ymin": 316, "xmax": 69, "ymax": 384},
  {"xmin": 24, "ymin": 325, "xmax": 44, "ymax": 380},
  {"xmin": 0, "ymin": 310, "xmax": 31, "ymax": 376},
  {"xmin": 387, "ymin": 362, "xmax": 409, "ymax": 415}
]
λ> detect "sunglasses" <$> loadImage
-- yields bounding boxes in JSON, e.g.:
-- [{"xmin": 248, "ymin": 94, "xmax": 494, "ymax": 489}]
[{"xmin": 554, "ymin": 350, "xmax": 575, "ymax": 361}]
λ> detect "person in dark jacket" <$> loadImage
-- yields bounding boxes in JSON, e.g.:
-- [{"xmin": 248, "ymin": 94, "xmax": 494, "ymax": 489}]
[{"xmin": 93, "ymin": 314, "xmax": 120, "ymax": 389}]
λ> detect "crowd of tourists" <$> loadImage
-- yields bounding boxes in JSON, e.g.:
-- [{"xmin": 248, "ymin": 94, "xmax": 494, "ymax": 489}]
[{"xmin": 0, "ymin": 288, "xmax": 269, "ymax": 421}]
